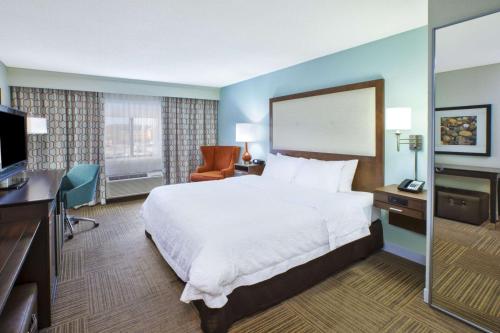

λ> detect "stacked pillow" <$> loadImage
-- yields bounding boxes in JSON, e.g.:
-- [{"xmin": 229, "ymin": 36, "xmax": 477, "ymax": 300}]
[
  {"xmin": 261, "ymin": 153, "xmax": 304, "ymax": 183},
  {"xmin": 261, "ymin": 153, "xmax": 358, "ymax": 193}
]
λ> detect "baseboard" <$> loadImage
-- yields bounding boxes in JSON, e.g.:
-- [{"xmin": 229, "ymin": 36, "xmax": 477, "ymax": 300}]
[{"xmin": 383, "ymin": 242, "xmax": 426, "ymax": 265}]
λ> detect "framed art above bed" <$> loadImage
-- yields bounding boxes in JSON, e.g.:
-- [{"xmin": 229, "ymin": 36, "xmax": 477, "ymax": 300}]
[{"xmin": 270, "ymin": 79, "xmax": 385, "ymax": 192}]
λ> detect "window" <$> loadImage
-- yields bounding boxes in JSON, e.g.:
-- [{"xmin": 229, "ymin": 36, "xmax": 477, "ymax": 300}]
[{"xmin": 104, "ymin": 94, "xmax": 162, "ymax": 177}]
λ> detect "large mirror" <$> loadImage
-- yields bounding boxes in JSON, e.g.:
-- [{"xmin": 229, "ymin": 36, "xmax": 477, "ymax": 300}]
[{"xmin": 431, "ymin": 11, "xmax": 500, "ymax": 332}]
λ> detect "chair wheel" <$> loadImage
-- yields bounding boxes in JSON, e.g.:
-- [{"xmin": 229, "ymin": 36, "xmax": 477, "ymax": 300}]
[
  {"xmin": 68, "ymin": 234, "xmax": 74, "ymax": 240},
  {"xmin": 94, "ymin": 223, "xmax": 100, "ymax": 228}
]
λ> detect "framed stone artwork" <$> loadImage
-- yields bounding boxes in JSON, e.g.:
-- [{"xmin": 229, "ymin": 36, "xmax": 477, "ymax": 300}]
[{"xmin": 435, "ymin": 104, "xmax": 491, "ymax": 156}]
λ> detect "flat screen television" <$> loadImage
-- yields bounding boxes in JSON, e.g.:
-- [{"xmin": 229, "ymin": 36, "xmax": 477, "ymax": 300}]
[{"xmin": 0, "ymin": 106, "xmax": 28, "ymax": 182}]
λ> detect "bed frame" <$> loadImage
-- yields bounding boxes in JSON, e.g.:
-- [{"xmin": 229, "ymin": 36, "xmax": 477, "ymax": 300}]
[
  {"xmin": 146, "ymin": 79, "xmax": 385, "ymax": 333},
  {"xmin": 146, "ymin": 220, "xmax": 383, "ymax": 332}
]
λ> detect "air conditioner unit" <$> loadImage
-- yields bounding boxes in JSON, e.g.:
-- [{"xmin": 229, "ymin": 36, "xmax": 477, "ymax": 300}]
[{"xmin": 106, "ymin": 171, "xmax": 163, "ymax": 199}]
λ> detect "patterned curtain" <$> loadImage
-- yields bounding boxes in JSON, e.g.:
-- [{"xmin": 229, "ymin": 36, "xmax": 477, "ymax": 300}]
[
  {"xmin": 11, "ymin": 87, "xmax": 106, "ymax": 204},
  {"xmin": 161, "ymin": 97, "xmax": 218, "ymax": 184}
]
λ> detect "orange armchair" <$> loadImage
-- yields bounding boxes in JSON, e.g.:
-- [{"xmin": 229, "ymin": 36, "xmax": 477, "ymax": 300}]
[{"xmin": 190, "ymin": 146, "xmax": 241, "ymax": 182}]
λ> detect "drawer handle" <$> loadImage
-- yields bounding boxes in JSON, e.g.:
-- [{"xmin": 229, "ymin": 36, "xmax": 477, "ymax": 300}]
[{"xmin": 389, "ymin": 207, "xmax": 403, "ymax": 213}]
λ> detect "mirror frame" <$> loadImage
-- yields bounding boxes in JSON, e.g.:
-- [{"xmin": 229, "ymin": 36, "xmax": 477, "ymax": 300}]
[{"xmin": 427, "ymin": 8, "xmax": 500, "ymax": 332}]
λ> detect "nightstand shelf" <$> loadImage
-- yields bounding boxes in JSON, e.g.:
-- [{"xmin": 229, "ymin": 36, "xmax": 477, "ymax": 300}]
[
  {"xmin": 234, "ymin": 163, "xmax": 265, "ymax": 176},
  {"xmin": 374, "ymin": 184, "xmax": 427, "ymax": 234}
]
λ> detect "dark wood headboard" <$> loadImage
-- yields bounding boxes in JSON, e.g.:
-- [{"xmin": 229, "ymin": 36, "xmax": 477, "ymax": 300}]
[{"xmin": 269, "ymin": 79, "xmax": 384, "ymax": 192}]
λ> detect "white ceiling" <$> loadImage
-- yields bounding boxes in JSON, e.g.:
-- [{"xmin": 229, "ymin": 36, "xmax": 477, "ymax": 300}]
[
  {"xmin": 0, "ymin": 0, "xmax": 427, "ymax": 87},
  {"xmin": 435, "ymin": 11, "xmax": 500, "ymax": 73}
]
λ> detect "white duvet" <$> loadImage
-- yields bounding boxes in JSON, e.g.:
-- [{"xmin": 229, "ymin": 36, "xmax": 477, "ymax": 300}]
[{"xmin": 141, "ymin": 175, "xmax": 375, "ymax": 308}]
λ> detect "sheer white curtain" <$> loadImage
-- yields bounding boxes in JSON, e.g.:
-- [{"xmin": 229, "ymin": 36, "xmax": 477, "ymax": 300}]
[{"xmin": 104, "ymin": 94, "xmax": 162, "ymax": 177}]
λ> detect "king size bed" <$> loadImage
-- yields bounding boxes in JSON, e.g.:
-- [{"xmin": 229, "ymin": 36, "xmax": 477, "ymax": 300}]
[{"xmin": 141, "ymin": 79, "xmax": 385, "ymax": 333}]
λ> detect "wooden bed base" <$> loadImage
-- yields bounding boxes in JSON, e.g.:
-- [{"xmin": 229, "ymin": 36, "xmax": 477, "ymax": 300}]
[{"xmin": 145, "ymin": 219, "xmax": 383, "ymax": 333}]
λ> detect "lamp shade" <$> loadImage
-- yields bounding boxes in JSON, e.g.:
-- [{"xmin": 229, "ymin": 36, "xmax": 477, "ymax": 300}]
[
  {"xmin": 27, "ymin": 117, "xmax": 48, "ymax": 134},
  {"xmin": 235, "ymin": 123, "xmax": 258, "ymax": 142},
  {"xmin": 386, "ymin": 107, "xmax": 412, "ymax": 130}
]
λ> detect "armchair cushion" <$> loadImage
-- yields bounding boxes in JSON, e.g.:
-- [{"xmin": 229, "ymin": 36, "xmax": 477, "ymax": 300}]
[
  {"xmin": 190, "ymin": 171, "xmax": 224, "ymax": 182},
  {"xmin": 195, "ymin": 165, "xmax": 213, "ymax": 173},
  {"xmin": 190, "ymin": 146, "xmax": 240, "ymax": 182}
]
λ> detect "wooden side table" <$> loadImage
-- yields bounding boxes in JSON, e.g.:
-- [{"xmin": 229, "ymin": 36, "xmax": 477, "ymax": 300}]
[
  {"xmin": 374, "ymin": 184, "xmax": 427, "ymax": 234},
  {"xmin": 234, "ymin": 163, "xmax": 265, "ymax": 176}
]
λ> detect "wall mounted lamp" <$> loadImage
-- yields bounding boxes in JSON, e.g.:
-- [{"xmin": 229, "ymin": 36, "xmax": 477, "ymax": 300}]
[{"xmin": 386, "ymin": 107, "xmax": 423, "ymax": 180}]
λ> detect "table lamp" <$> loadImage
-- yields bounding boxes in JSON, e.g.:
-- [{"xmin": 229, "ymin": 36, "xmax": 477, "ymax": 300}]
[
  {"xmin": 386, "ymin": 107, "xmax": 423, "ymax": 180},
  {"xmin": 27, "ymin": 117, "xmax": 48, "ymax": 135},
  {"xmin": 236, "ymin": 123, "xmax": 258, "ymax": 164}
]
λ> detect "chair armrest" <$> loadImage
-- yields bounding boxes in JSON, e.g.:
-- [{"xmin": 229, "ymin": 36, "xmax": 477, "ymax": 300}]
[
  {"xmin": 63, "ymin": 180, "xmax": 96, "ymax": 208},
  {"xmin": 221, "ymin": 153, "xmax": 239, "ymax": 178},
  {"xmin": 221, "ymin": 165, "xmax": 235, "ymax": 178},
  {"xmin": 196, "ymin": 165, "xmax": 212, "ymax": 173}
]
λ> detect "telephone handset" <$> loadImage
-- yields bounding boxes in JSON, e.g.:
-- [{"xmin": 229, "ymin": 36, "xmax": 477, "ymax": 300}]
[{"xmin": 398, "ymin": 179, "xmax": 425, "ymax": 193}]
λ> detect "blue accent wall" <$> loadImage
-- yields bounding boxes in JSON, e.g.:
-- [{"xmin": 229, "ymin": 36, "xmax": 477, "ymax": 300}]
[{"xmin": 218, "ymin": 27, "xmax": 428, "ymax": 257}]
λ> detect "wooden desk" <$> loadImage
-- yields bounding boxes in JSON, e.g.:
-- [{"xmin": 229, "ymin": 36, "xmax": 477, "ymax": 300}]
[
  {"xmin": 435, "ymin": 163, "xmax": 499, "ymax": 223},
  {"xmin": 374, "ymin": 185, "xmax": 427, "ymax": 234},
  {"xmin": 0, "ymin": 169, "xmax": 65, "ymax": 328}
]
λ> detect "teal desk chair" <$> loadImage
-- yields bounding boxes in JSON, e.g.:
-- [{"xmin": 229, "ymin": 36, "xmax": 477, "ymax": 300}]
[{"xmin": 61, "ymin": 164, "xmax": 100, "ymax": 239}]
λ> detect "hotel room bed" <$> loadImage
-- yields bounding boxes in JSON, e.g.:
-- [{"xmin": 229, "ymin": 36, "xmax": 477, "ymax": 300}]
[
  {"xmin": 142, "ymin": 175, "xmax": 383, "ymax": 332},
  {"xmin": 143, "ymin": 79, "xmax": 385, "ymax": 332}
]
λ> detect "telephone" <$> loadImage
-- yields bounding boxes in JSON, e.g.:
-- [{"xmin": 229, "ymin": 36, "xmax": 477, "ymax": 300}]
[
  {"xmin": 252, "ymin": 159, "xmax": 265, "ymax": 165},
  {"xmin": 398, "ymin": 179, "xmax": 425, "ymax": 193}
]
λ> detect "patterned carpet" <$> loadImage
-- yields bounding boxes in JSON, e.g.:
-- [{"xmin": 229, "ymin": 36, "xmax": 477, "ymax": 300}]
[
  {"xmin": 433, "ymin": 217, "xmax": 500, "ymax": 332},
  {"xmin": 43, "ymin": 200, "xmax": 479, "ymax": 333}
]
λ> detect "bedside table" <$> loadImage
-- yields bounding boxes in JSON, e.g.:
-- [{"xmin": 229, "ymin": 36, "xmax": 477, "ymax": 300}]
[
  {"xmin": 234, "ymin": 163, "xmax": 265, "ymax": 176},
  {"xmin": 374, "ymin": 184, "xmax": 427, "ymax": 234}
]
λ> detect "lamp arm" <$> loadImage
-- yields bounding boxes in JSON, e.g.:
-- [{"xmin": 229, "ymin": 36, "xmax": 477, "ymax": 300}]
[{"xmin": 395, "ymin": 134, "xmax": 423, "ymax": 151}]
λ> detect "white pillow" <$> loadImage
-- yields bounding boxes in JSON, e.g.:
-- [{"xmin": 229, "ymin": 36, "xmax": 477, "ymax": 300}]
[
  {"xmin": 293, "ymin": 158, "xmax": 345, "ymax": 193},
  {"xmin": 262, "ymin": 153, "xmax": 303, "ymax": 183},
  {"xmin": 338, "ymin": 159, "xmax": 359, "ymax": 192},
  {"xmin": 277, "ymin": 153, "xmax": 306, "ymax": 165}
]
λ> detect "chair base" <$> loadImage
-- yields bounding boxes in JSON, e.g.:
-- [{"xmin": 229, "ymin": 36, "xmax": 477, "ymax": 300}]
[{"xmin": 65, "ymin": 214, "xmax": 99, "ymax": 239}]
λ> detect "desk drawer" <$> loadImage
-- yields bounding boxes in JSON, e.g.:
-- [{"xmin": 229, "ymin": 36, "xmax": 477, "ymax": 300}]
[
  {"xmin": 0, "ymin": 284, "xmax": 38, "ymax": 333},
  {"xmin": 0, "ymin": 201, "xmax": 53, "ymax": 223},
  {"xmin": 374, "ymin": 200, "xmax": 424, "ymax": 220},
  {"xmin": 374, "ymin": 192, "xmax": 425, "ymax": 211}
]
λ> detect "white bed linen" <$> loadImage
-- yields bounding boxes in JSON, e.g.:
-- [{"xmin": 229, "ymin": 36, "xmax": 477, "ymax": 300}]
[{"xmin": 141, "ymin": 175, "xmax": 377, "ymax": 308}]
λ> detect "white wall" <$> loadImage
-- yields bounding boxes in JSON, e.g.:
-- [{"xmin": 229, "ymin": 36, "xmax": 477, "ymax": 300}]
[
  {"xmin": 0, "ymin": 61, "xmax": 10, "ymax": 106},
  {"xmin": 7, "ymin": 67, "xmax": 220, "ymax": 100}
]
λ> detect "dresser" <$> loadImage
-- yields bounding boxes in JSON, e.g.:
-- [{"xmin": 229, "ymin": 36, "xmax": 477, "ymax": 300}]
[{"xmin": 0, "ymin": 170, "xmax": 65, "ymax": 329}]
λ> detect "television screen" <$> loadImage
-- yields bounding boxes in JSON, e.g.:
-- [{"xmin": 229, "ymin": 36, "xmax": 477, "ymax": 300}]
[{"xmin": 0, "ymin": 110, "xmax": 27, "ymax": 171}]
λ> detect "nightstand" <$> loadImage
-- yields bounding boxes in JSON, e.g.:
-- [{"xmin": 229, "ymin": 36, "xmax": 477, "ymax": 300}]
[
  {"xmin": 234, "ymin": 163, "xmax": 265, "ymax": 176},
  {"xmin": 374, "ymin": 184, "xmax": 427, "ymax": 234}
]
